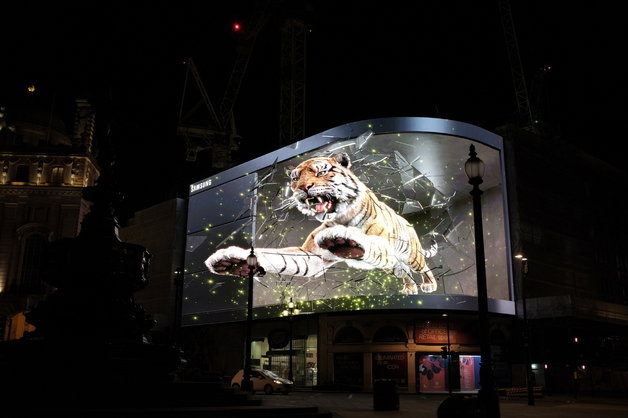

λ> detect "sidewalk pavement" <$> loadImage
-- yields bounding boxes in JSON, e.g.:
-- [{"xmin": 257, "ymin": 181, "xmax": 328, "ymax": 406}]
[{"xmin": 259, "ymin": 390, "xmax": 628, "ymax": 418}]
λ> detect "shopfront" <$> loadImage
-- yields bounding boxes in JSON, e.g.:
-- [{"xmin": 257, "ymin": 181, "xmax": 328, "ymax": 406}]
[{"xmin": 318, "ymin": 312, "xmax": 511, "ymax": 393}]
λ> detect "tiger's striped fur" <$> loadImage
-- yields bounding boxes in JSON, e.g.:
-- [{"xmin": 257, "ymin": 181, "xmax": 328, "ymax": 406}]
[{"xmin": 205, "ymin": 152, "xmax": 437, "ymax": 294}]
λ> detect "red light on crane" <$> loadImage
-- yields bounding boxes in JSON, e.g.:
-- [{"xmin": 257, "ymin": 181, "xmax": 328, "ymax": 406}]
[{"xmin": 232, "ymin": 22, "xmax": 242, "ymax": 32}]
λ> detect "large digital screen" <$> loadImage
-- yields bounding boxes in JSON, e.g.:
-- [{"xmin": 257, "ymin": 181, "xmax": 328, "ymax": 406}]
[{"xmin": 182, "ymin": 117, "xmax": 514, "ymax": 325}]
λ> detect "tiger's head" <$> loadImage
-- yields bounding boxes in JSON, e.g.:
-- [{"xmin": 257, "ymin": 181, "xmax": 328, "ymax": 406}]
[{"xmin": 289, "ymin": 152, "xmax": 366, "ymax": 222}]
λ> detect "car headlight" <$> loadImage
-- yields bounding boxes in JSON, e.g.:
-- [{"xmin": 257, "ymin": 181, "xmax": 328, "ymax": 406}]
[{"xmin": 273, "ymin": 380, "xmax": 282, "ymax": 384}]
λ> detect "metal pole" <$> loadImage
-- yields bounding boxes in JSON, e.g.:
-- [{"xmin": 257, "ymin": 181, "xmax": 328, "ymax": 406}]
[
  {"xmin": 173, "ymin": 268, "xmax": 183, "ymax": 346},
  {"xmin": 521, "ymin": 258, "xmax": 535, "ymax": 405},
  {"xmin": 470, "ymin": 179, "xmax": 501, "ymax": 418},
  {"xmin": 288, "ymin": 315, "xmax": 294, "ymax": 382},
  {"xmin": 243, "ymin": 263, "xmax": 254, "ymax": 391},
  {"xmin": 446, "ymin": 314, "xmax": 452, "ymax": 395}
]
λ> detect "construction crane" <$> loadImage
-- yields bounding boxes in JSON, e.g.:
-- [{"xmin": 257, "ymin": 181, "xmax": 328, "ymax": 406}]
[
  {"xmin": 498, "ymin": 0, "xmax": 536, "ymax": 132},
  {"xmin": 176, "ymin": 11, "xmax": 269, "ymax": 167},
  {"xmin": 278, "ymin": 18, "xmax": 307, "ymax": 148}
]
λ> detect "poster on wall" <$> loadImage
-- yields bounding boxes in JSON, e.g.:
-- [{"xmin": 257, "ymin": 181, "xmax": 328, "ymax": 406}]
[
  {"xmin": 182, "ymin": 118, "xmax": 513, "ymax": 324},
  {"xmin": 459, "ymin": 355, "xmax": 481, "ymax": 391},
  {"xmin": 418, "ymin": 355, "xmax": 447, "ymax": 392}
]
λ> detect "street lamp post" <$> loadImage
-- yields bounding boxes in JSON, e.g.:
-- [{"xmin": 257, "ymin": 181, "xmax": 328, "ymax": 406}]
[
  {"xmin": 282, "ymin": 298, "xmax": 300, "ymax": 383},
  {"xmin": 515, "ymin": 254, "xmax": 535, "ymax": 406},
  {"xmin": 465, "ymin": 144, "xmax": 500, "ymax": 418},
  {"xmin": 443, "ymin": 313, "xmax": 453, "ymax": 395},
  {"xmin": 173, "ymin": 267, "xmax": 184, "ymax": 346},
  {"xmin": 242, "ymin": 247, "xmax": 258, "ymax": 392}
]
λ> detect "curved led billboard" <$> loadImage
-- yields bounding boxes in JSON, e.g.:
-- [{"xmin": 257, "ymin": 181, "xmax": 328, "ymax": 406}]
[{"xmin": 182, "ymin": 117, "xmax": 514, "ymax": 325}]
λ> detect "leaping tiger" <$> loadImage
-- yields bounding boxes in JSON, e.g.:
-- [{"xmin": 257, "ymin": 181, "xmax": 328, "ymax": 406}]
[{"xmin": 205, "ymin": 152, "xmax": 438, "ymax": 294}]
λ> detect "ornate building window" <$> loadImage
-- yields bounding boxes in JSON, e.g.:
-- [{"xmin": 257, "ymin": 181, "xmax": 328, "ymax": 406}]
[
  {"xmin": 50, "ymin": 167, "xmax": 65, "ymax": 184},
  {"xmin": 372, "ymin": 325, "xmax": 407, "ymax": 343},
  {"xmin": 15, "ymin": 164, "xmax": 30, "ymax": 183},
  {"xmin": 19, "ymin": 234, "xmax": 47, "ymax": 293},
  {"xmin": 334, "ymin": 326, "xmax": 364, "ymax": 344}
]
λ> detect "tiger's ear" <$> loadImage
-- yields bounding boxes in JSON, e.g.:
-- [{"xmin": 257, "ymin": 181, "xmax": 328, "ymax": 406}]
[{"xmin": 332, "ymin": 152, "xmax": 351, "ymax": 169}]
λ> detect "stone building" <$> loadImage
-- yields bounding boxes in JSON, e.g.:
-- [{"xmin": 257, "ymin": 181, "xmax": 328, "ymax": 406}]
[{"xmin": 0, "ymin": 99, "xmax": 99, "ymax": 339}]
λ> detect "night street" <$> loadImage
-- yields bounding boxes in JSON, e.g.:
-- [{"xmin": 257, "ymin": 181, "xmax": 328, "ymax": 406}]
[
  {"xmin": 259, "ymin": 391, "xmax": 628, "ymax": 418},
  {"xmin": 2, "ymin": 2, "xmax": 627, "ymax": 417}
]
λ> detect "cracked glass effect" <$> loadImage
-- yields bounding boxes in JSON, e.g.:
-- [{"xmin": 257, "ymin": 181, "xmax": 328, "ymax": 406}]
[{"xmin": 182, "ymin": 131, "xmax": 509, "ymax": 324}]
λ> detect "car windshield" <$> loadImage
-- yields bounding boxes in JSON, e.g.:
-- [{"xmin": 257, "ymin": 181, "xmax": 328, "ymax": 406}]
[{"xmin": 261, "ymin": 370, "xmax": 280, "ymax": 379}]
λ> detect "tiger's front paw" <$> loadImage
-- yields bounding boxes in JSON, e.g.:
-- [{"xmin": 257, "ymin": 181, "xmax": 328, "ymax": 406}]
[
  {"xmin": 401, "ymin": 282, "xmax": 419, "ymax": 295},
  {"xmin": 318, "ymin": 236, "xmax": 365, "ymax": 260},
  {"xmin": 420, "ymin": 282, "xmax": 437, "ymax": 293},
  {"xmin": 205, "ymin": 246, "xmax": 251, "ymax": 276},
  {"xmin": 315, "ymin": 226, "xmax": 365, "ymax": 260}
]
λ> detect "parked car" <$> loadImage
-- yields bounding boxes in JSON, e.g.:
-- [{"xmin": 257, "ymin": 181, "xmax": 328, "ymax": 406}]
[{"xmin": 230, "ymin": 368, "xmax": 293, "ymax": 394}]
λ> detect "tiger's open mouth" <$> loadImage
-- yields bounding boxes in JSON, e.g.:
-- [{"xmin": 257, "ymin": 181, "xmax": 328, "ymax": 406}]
[{"xmin": 305, "ymin": 196, "xmax": 337, "ymax": 213}]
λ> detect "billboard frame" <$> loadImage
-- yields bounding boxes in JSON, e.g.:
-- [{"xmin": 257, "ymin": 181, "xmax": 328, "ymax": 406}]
[{"xmin": 184, "ymin": 117, "xmax": 515, "ymax": 326}]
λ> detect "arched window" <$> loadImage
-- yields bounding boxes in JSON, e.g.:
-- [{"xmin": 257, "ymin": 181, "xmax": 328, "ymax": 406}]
[
  {"xmin": 372, "ymin": 325, "xmax": 407, "ymax": 343},
  {"xmin": 50, "ymin": 167, "xmax": 64, "ymax": 184},
  {"xmin": 334, "ymin": 326, "xmax": 364, "ymax": 344},
  {"xmin": 15, "ymin": 165, "xmax": 29, "ymax": 183},
  {"xmin": 20, "ymin": 234, "xmax": 47, "ymax": 293}
]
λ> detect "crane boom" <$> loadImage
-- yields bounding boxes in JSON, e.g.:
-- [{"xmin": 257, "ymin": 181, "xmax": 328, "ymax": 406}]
[
  {"xmin": 219, "ymin": 12, "xmax": 270, "ymax": 130},
  {"xmin": 175, "ymin": 5, "xmax": 270, "ymax": 166},
  {"xmin": 499, "ymin": 0, "xmax": 534, "ymax": 130}
]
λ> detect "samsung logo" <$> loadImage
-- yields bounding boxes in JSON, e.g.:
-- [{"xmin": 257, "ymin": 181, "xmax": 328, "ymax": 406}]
[{"xmin": 190, "ymin": 179, "xmax": 212, "ymax": 193}]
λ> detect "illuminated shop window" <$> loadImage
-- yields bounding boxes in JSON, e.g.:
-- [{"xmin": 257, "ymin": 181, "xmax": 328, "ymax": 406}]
[
  {"xmin": 417, "ymin": 354, "xmax": 481, "ymax": 393},
  {"xmin": 418, "ymin": 355, "xmax": 447, "ymax": 392}
]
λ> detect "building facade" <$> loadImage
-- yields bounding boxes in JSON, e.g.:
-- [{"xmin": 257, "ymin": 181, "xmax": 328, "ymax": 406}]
[
  {"xmin": 174, "ymin": 118, "xmax": 628, "ymax": 394},
  {"xmin": 502, "ymin": 125, "xmax": 628, "ymax": 393},
  {"xmin": 118, "ymin": 198, "xmax": 188, "ymax": 343},
  {"xmin": 0, "ymin": 99, "xmax": 99, "ymax": 339},
  {"xmin": 178, "ymin": 117, "xmax": 516, "ymax": 393}
]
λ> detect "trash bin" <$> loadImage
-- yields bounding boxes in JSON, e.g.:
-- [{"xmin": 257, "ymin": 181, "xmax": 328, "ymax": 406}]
[{"xmin": 373, "ymin": 379, "xmax": 399, "ymax": 411}]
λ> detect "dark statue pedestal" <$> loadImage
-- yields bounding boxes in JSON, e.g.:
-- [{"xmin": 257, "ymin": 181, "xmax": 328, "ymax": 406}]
[{"xmin": 0, "ymin": 169, "xmax": 185, "ymax": 410}]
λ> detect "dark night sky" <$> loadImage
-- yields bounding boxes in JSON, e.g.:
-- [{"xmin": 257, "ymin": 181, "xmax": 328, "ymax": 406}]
[{"xmin": 1, "ymin": 1, "xmax": 626, "ymax": 220}]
